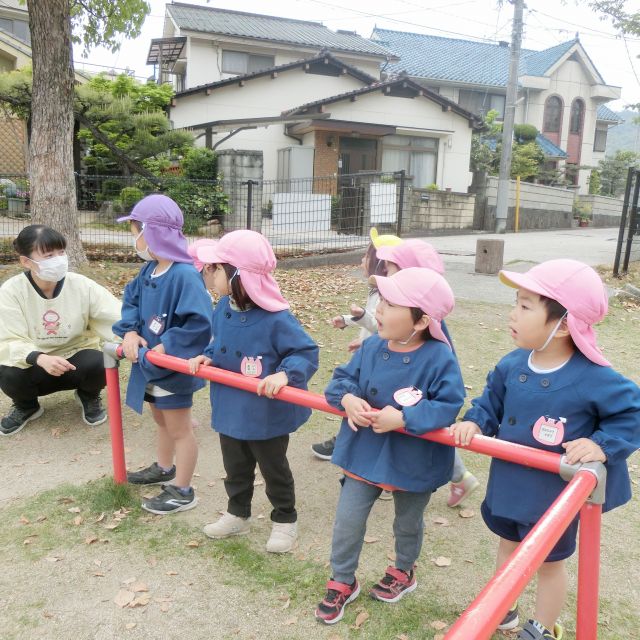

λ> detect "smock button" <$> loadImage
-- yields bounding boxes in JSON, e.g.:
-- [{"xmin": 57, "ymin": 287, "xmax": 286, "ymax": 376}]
[
  {"xmin": 508, "ymin": 416, "xmax": 516, "ymax": 425},
  {"xmin": 403, "ymin": 356, "xmax": 410, "ymax": 364},
  {"xmin": 382, "ymin": 352, "xmax": 390, "ymax": 360},
  {"xmin": 225, "ymin": 312, "xmax": 231, "ymax": 319},
  {"xmin": 151, "ymin": 283, "xmax": 157, "ymax": 288},
  {"xmin": 220, "ymin": 347, "xmax": 227, "ymax": 354},
  {"xmin": 240, "ymin": 316, "xmax": 246, "ymax": 323},
  {"xmin": 519, "ymin": 374, "xmax": 527, "ymax": 383},
  {"xmin": 541, "ymin": 378, "xmax": 550, "ymax": 388},
  {"xmin": 235, "ymin": 351, "xmax": 242, "ymax": 358},
  {"xmin": 370, "ymin": 388, "xmax": 378, "ymax": 395}
]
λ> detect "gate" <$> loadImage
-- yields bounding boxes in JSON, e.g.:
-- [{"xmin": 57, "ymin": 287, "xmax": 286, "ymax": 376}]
[{"xmin": 613, "ymin": 167, "xmax": 640, "ymax": 276}]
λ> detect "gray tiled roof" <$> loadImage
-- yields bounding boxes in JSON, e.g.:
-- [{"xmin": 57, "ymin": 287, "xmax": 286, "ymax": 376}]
[
  {"xmin": 168, "ymin": 3, "xmax": 393, "ymax": 58},
  {"xmin": 596, "ymin": 104, "xmax": 622, "ymax": 123},
  {"xmin": 371, "ymin": 28, "xmax": 581, "ymax": 87}
]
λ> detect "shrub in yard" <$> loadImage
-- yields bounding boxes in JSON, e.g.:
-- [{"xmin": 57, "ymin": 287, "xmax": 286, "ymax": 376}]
[
  {"xmin": 119, "ymin": 186, "xmax": 144, "ymax": 211},
  {"xmin": 514, "ymin": 124, "xmax": 538, "ymax": 143}
]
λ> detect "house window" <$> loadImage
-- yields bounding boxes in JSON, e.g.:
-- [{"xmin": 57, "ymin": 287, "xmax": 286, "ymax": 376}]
[
  {"xmin": 570, "ymin": 99, "xmax": 585, "ymax": 135},
  {"xmin": 0, "ymin": 18, "xmax": 30, "ymax": 44},
  {"xmin": 593, "ymin": 126, "xmax": 608, "ymax": 152},
  {"xmin": 221, "ymin": 50, "xmax": 275, "ymax": 75},
  {"xmin": 381, "ymin": 135, "xmax": 438, "ymax": 188},
  {"xmin": 543, "ymin": 96, "xmax": 563, "ymax": 133},
  {"xmin": 458, "ymin": 90, "xmax": 505, "ymax": 118}
]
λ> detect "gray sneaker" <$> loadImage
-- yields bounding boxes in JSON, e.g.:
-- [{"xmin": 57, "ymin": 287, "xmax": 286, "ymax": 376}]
[
  {"xmin": 127, "ymin": 462, "xmax": 176, "ymax": 485},
  {"xmin": 142, "ymin": 485, "xmax": 197, "ymax": 515},
  {"xmin": 0, "ymin": 404, "xmax": 44, "ymax": 436}
]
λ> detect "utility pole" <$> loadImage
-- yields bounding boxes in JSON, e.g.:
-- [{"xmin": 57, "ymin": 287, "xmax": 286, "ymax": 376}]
[{"xmin": 495, "ymin": 0, "xmax": 524, "ymax": 233}]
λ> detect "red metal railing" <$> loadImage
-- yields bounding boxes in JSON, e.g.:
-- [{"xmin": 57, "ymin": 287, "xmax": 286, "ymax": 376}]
[{"xmin": 102, "ymin": 346, "xmax": 605, "ymax": 639}]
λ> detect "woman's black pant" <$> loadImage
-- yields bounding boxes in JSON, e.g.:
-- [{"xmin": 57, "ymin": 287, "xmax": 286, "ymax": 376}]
[{"xmin": 0, "ymin": 349, "xmax": 106, "ymax": 409}]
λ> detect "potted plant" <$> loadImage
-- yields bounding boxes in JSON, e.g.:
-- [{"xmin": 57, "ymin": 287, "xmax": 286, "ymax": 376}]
[
  {"xmin": 7, "ymin": 183, "xmax": 28, "ymax": 216},
  {"xmin": 572, "ymin": 197, "xmax": 592, "ymax": 228}
]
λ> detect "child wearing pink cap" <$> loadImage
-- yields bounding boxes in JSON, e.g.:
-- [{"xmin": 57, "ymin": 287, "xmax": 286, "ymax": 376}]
[
  {"xmin": 315, "ymin": 268, "xmax": 465, "ymax": 624},
  {"xmin": 450, "ymin": 259, "xmax": 640, "ymax": 640},
  {"xmin": 113, "ymin": 195, "xmax": 213, "ymax": 515},
  {"xmin": 188, "ymin": 230, "xmax": 319, "ymax": 553},
  {"xmin": 377, "ymin": 238, "xmax": 480, "ymax": 508}
]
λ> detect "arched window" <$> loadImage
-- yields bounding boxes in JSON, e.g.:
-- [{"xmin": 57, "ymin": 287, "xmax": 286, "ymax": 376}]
[
  {"xmin": 570, "ymin": 99, "xmax": 585, "ymax": 135},
  {"xmin": 543, "ymin": 96, "xmax": 563, "ymax": 133}
]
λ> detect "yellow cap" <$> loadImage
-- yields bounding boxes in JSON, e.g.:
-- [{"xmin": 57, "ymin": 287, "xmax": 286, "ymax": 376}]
[{"xmin": 370, "ymin": 227, "xmax": 403, "ymax": 249}]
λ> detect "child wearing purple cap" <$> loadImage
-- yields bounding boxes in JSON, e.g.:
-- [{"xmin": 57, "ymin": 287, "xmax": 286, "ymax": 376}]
[
  {"xmin": 113, "ymin": 195, "xmax": 213, "ymax": 515},
  {"xmin": 188, "ymin": 230, "xmax": 318, "ymax": 554},
  {"xmin": 450, "ymin": 259, "xmax": 640, "ymax": 640},
  {"xmin": 315, "ymin": 267, "xmax": 465, "ymax": 625}
]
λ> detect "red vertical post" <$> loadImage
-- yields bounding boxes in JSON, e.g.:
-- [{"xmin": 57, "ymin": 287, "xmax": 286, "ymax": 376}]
[
  {"xmin": 104, "ymin": 347, "xmax": 127, "ymax": 484},
  {"xmin": 576, "ymin": 502, "xmax": 602, "ymax": 640}
]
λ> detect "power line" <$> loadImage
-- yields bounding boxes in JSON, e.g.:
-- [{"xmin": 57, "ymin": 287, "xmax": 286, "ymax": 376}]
[{"xmin": 622, "ymin": 35, "xmax": 640, "ymax": 88}]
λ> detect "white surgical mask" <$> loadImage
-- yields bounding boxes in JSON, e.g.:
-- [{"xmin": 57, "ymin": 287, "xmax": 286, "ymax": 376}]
[
  {"xmin": 30, "ymin": 254, "xmax": 68, "ymax": 282},
  {"xmin": 134, "ymin": 229, "xmax": 153, "ymax": 262}
]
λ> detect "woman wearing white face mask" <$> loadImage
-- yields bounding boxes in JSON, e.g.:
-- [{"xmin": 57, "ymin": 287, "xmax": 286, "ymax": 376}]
[{"xmin": 0, "ymin": 225, "xmax": 122, "ymax": 436}]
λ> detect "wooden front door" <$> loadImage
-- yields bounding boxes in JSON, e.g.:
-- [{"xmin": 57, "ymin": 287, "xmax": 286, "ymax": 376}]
[{"xmin": 338, "ymin": 137, "xmax": 378, "ymax": 175}]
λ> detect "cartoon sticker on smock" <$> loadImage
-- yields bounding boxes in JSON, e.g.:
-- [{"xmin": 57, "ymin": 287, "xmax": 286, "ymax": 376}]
[
  {"xmin": 241, "ymin": 356, "xmax": 263, "ymax": 378},
  {"xmin": 393, "ymin": 386, "xmax": 423, "ymax": 407},
  {"xmin": 42, "ymin": 309, "xmax": 61, "ymax": 335},
  {"xmin": 532, "ymin": 416, "xmax": 566, "ymax": 446},
  {"xmin": 148, "ymin": 313, "xmax": 167, "ymax": 335}
]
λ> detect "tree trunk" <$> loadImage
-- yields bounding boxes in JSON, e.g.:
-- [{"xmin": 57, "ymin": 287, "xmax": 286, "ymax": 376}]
[{"xmin": 27, "ymin": 0, "xmax": 85, "ymax": 266}]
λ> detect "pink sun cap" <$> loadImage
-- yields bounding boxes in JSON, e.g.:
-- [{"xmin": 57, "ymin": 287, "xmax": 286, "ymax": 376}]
[
  {"xmin": 370, "ymin": 267, "xmax": 455, "ymax": 348},
  {"xmin": 499, "ymin": 259, "xmax": 610, "ymax": 367},
  {"xmin": 187, "ymin": 238, "xmax": 218, "ymax": 272},
  {"xmin": 195, "ymin": 230, "xmax": 289, "ymax": 312},
  {"xmin": 117, "ymin": 194, "xmax": 192, "ymax": 263},
  {"xmin": 376, "ymin": 239, "xmax": 445, "ymax": 274}
]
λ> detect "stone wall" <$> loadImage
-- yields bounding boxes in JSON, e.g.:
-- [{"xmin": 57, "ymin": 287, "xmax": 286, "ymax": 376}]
[
  {"xmin": 579, "ymin": 194, "xmax": 623, "ymax": 228},
  {"xmin": 217, "ymin": 150, "xmax": 263, "ymax": 231},
  {"xmin": 409, "ymin": 189, "xmax": 475, "ymax": 232}
]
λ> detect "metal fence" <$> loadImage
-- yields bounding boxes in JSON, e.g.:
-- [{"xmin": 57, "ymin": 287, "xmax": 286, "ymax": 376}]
[
  {"xmin": 0, "ymin": 171, "xmax": 407, "ymax": 262},
  {"xmin": 613, "ymin": 167, "xmax": 640, "ymax": 276}
]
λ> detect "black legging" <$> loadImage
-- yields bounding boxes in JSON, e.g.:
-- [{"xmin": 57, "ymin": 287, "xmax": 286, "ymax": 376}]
[{"xmin": 0, "ymin": 349, "xmax": 106, "ymax": 409}]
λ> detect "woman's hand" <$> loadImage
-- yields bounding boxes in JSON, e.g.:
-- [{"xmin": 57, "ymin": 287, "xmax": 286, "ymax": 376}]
[
  {"xmin": 342, "ymin": 393, "xmax": 372, "ymax": 431},
  {"xmin": 449, "ymin": 421, "xmax": 481, "ymax": 446},
  {"xmin": 361, "ymin": 406, "xmax": 404, "ymax": 433},
  {"xmin": 188, "ymin": 355, "xmax": 211, "ymax": 375},
  {"xmin": 36, "ymin": 354, "xmax": 76, "ymax": 377},
  {"xmin": 257, "ymin": 371, "xmax": 288, "ymax": 398},
  {"xmin": 122, "ymin": 331, "xmax": 147, "ymax": 363}
]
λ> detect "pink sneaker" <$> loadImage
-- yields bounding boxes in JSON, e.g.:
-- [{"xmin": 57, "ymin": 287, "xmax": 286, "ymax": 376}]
[{"xmin": 447, "ymin": 471, "xmax": 480, "ymax": 508}]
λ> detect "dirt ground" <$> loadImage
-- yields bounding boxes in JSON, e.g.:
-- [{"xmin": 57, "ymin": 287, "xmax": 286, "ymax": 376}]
[{"xmin": 0, "ymin": 263, "xmax": 638, "ymax": 640}]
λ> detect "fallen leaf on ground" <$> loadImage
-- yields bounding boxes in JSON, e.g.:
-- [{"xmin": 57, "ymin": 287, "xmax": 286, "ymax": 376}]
[
  {"xmin": 186, "ymin": 540, "xmax": 200, "ymax": 548},
  {"xmin": 125, "ymin": 623, "xmax": 137, "ymax": 630},
  {"xmin": 93, "ymin": 572, "xmax": 105, "ymax": 577},
  {"xmin": 44, "ymin": 556, "xmax": 61, "ymax": 563},
  {"xmin": 354, "ymin": 611, "xmax": 369, "ymax": 628},
  {"xmin": 85, "ymin": 536, "xmax": 99, "ymax": 545},
  {"xmin": 36, "ymin": 515, "xmax": 47, "ymax": 522},
  {"xmin": 433, "ymin": 517, "xmax": 450, "ymax": 526},
  {"xmin": 433, "ymin": 556, "xmax": 452, "ymax": 567},
  {"xmin": 73, "ymin": 516, "xmax": 83, "ymax": 526},
  {"xmin": 67, "ymin": 507, "xmax": 81, "ymax": 514},
  {"xmin": 132, "ymin": 581, "xmax": 149, "ymax": 593},
  {"xmin": 431, "ymin": 620, "xmax": 448, "ymax": 630},
  {"xmin": 166, "ymin": 571, "xmax": 178, "ymax": 576},
  {"xmin": 42, "ymin": 611, "xmax": 55, "ymax": 619},
  {"xmin": 281, "ymin": 598, "xmax": 290, "ymax": 609},
  {"xmin": 114, "ymin": 590, "xmax": 135, "ymax": 608},
  {"xmin": 283, "ymin": 617, "xmax": 297, "ymax": 625},
  {"xmin": 129, "ymin": 594, "xmax": 151, "ymax": 607},
  {"xmin": 104, "ymin": 522, "xmax": 120, "ymax": 530},
  {"xmin": 387, "ymin": 552, "xmax": 396, "ymax": 561},
  {"xmin": 459, "ymin": 509, "xmax": 475, "ymax": 519},
  {"xmin": 19, "ymin": 515, "xmax": 30, "ymax": 525},
  {"xmin": 160, "ymin": 603, "xmax": 170, "ymax": 612},
  {"xmin": 396, "ymin": 635, "xmax": 409, "ymax": 640}
]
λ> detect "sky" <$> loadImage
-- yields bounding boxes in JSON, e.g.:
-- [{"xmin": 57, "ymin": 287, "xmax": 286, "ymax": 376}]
[{"xmin": 72, "ymin": 0, "xmax": 640, "ymax": 111}]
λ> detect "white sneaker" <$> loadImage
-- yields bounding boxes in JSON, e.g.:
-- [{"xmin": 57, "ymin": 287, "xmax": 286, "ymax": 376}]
[
  {"xmin": 203, "ymin": 512, "xmax": 251, "ymax": 539},
  {"xmin": 266, "ymin": 521, "xmax": 298, "ymax": 553}
]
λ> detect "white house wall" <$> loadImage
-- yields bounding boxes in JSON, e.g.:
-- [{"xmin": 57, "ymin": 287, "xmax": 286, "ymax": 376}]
[{"xmin": 323, "ymin": 93, "xmax": 473, "ymax": 192}]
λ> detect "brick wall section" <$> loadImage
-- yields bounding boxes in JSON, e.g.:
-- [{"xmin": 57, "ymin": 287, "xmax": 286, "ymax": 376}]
[
  {"xmin": 313, "ymin": 131, "xmax": 338, "ymax": 195},
  {"xmin": 410, "ymin": 189, "xmax": 475, "ymax": 231},
  {"xmin": 0, "ymin": 116, "xmax": 27, "ymax": 173}
]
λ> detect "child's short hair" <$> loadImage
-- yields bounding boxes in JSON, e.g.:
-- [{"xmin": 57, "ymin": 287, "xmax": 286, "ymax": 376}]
[
  {"xmin": 410, "ymin": 306, "xmax": 432, "ymax": 341},
  {"xmin": 221, "ymin": 263, "xmax": 254, "ymax": 311},
  {"xmin": 364, "ymin": 243, "xmax": 386, "ymax": 278},
  {"xmin": 539, "ymin": 295, "xmax": 567, "ymax": 322},
  {"xmin": 14, "ymin": 224, "xmax": 66, "ymax": 257}
]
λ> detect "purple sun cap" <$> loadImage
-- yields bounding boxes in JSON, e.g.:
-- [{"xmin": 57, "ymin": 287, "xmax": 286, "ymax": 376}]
[{"xmin": 117, "ymin": 194, "xmax": 193, "ymax": 264}]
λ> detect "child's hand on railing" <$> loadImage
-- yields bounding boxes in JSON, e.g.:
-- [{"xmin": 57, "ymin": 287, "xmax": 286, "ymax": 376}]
[
  {"xmin": 342, "ymin": 393, "xmax": 372, "ymax": 431},
  {"xmin": 449, "ymin": 421, "xmax": 481, "ymax": 446},
  {"xmin": 188, "ymin": 355, "xmax": 211, "ymax": 374},
  {"xmin": 257, "ymin": 371, "xmax": 288, "ymax": 398},
  {"xmin": 362, "ymin": 406, "xmax": 403, "ymax": 434},
  {"xmin": 562, "ymin": 438, "xmax": 606, "ymax": 465},
  {"xmin": 122, "ymin": 331, "xmax": 147, "ymax": 363}
]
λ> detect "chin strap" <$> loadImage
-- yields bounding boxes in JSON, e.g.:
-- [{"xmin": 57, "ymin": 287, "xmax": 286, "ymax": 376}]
[{"xmin": 535, "ymin": 312, "xmax": 568, "ymax": 352}]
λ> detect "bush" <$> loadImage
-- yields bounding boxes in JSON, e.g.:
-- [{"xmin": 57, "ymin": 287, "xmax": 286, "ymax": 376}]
[
  {"xmin": 514, "ymin": 124, "xmax": 538, "ymax": 143},
  {"xmin": 96, "ymin": 178, "xmax": 124, "ymax": 205},
  {"xmin": 162, "ymin": 177, "xmax": 229, "ymax": 230},
  {"xmin": 588, "ymin": 169, "xmax": 601, "ymax": 195},
  {"xmin": 119, "ymin": 186, "xmax": 144, "ymax": 211},
  {"xmin": 181, "ymin": 148, "xmax": 219, "ymax": 180}
]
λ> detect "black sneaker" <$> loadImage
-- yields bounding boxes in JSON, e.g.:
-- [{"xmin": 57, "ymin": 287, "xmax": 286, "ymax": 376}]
[
  {"xmin": 74, "ymin": 390, "xmax": 107, "ymax": 426},
  {"xmin": 0, "ymin": 404, "xmax": 44, "ymax": 436},
  {"xmin": 142, "ymin": 484, "xmax": 197, "ymax": 515},
  {"xmin": 127, "ymin": 462, "xmax": 176, "ymax": 485},
  {"xmin": 311, "ymin": 435, "xmax": 336, "ymax": 461},
  {"xmin": 498, "ymin": 603, "xmax": 519, "ymax": 631}
]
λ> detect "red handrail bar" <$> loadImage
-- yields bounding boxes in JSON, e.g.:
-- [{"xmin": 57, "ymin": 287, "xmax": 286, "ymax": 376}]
[
  {"xmin": 444, "ymin": 470, "xmax": 598, "ymax": 640},
  {"xmin": 143, "ymin": 350, "xmax": 564, "ymax": 475}
]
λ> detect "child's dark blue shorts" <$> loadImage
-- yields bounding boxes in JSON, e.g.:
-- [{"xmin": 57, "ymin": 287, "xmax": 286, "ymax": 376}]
[
  {"xmin": 144, "ymin": 392, "xmax": 193, "ymax": 410},
  {"xmin": 481, "ymin": 500, "xmax": 579, "ymax": 561}
]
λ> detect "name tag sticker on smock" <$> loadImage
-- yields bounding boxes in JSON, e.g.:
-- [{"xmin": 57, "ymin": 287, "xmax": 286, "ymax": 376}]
[
  {"xmin": 240, "ymin": 356, "xmax": 263, "ymax": 377},
  {"xmin": 148, "ymin": 314, "xmax": 166, "ymax": 335},
  {"xmin": 393, "ymin": 386, "xmax": 423, "ymax": 407},
  {"xmin": 532, "ymin": 416, "xmax": 566, "ymax": 446}
]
